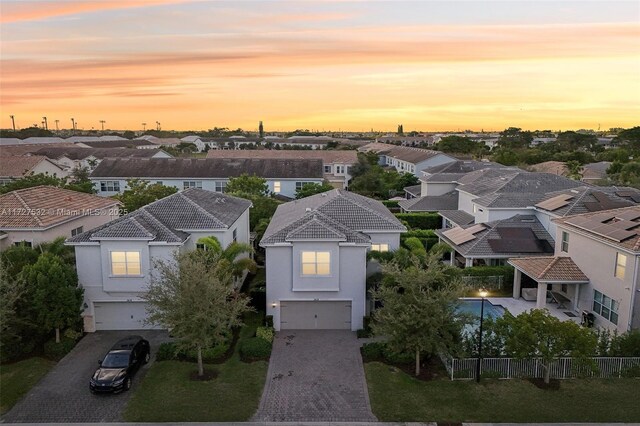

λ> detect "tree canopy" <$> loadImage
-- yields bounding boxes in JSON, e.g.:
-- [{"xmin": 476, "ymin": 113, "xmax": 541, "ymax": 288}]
[
  {"xmin": 225, "ymin": 174, "xmax": 270, "ymax": 197},
  {"xmin": 0, "ymin": 170, "xmax": 94, "ymax": 194},
  {"xmin": 295, "ymin": 181, "xmax": 334, "ymax": 199},
  {"xmin": 437, "ymin": 135, "xmax": 483, "ymax": 154},
  {"xmin": 114, "ymin": 179, "xmax": 178, "ymax": 213}
]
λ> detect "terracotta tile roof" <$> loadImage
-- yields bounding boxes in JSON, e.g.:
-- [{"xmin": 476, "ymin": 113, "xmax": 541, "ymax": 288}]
[
  {"xmin": 0, "ymin": 186, "xmax": 120, "ymax": 229},
  {"xmin": 205, "ymin": 149, "xmax": 358, "ymax": 164},
  {"xmin": 508, "ymin": 256, "xmax": 589, "ymax": 283},
  {"xmin": 0, "ymin": 156, "xmax": 62, "ymax": 178}
]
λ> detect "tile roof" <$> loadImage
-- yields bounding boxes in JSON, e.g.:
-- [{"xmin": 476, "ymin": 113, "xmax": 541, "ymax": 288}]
[
  {"xmin": 509, "ymin": 256, "xmax": 588, "ymax": 283},
  {"xmin": 403, "ymin": 184, "xmax": 422, "ymax": 197},
  {"xmin": 0, "ymin": 156, "xmax": 63, "ymax": 178},
  {"xmin": 79, "ymin": 139, "xmax": 155, "ymax": 149},
  {"xmin": 261, "ymin": 189, "xmax": 405, "ymax": 245},
  {"xmin": 0, "ymin": 143, "xmax": 77, "ymax": 156},
  {"xmin": 89, "ymin": 158, "xmax": 324, "ymax": 179},
  {"xmin": 553, "ymin": 205, "xmax": 640, "ymax": 253},
  {"xmin": 420, "ymin": 160, "xmax": 504, "ymax": 182},
  {"xmin": 458, "ymin": 169, "xmax": 582, "ymax": 198},
  {"xmin": 0, "ymin": 186, "xmax": 119, "ymax": 229},
  {"xmin": 67, "ymin": 189, "xmax": 251, "ymax": 244},
  {"xmin": 359, "ymin": 142, "xmax": 450, "ymax": 164},
  {"xmin": 535, "ymin": 186, "xmax": 638, "ymax": 217},
  {"xmin": 582, "ymin": 161, "xmax": 612, "ymax": 181},
  {"xmin": 205, "ymin": 149, "xmax": 358, "ymax": 164},
  {"xmin": 398, "ymin": 191, "xmax": 458, "ymax": 212},
  {"xmin": 32, "ymin": 147, "xmax": 168, "ymax": 160},
  {"xmin": 438, "ymin": 210, "xmax": 475, "ymax": 226},
  {"xmin": 436, "ymin": 215, "xmax": 554, "ymax": 258},
  {"xmin": 527, "ymin": 161, "xmax": 569, "ymax": 176}
]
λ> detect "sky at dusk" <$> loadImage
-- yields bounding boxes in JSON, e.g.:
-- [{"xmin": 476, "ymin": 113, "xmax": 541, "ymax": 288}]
[{"xmin": 1, "ymin": 0, "xmax": 639, "ymax": 132}]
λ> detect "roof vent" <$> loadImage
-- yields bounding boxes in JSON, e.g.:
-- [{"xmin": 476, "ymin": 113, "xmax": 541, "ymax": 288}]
[
  {"xmin": 305, "ymin": 207, "xmax": 312, "ymax": 212},
  {"xmin": 321, "ymin": 192, "xmax": 327, "ymax": 197}
]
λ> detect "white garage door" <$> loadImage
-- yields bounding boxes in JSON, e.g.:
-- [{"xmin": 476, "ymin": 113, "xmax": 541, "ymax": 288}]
[
  {"xmin": 94, "ymin": 302, "xmax": 159, "ymax": 331},
  {"xmin": 280, "ymin": 301, "xmax": 351, "ymax": 330}
]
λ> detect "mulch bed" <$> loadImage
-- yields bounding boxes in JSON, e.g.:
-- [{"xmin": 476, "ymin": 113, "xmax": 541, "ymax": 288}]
[
  {"xmin": 189, "ymin": 368, "xmax": 218, "ymax": 381},
  {"xmin": 527, "ymin": 377, "xmax": 561, "ymax": 390}
]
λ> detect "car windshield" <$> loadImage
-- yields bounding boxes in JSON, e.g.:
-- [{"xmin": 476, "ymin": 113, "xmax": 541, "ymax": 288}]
[{"xmin": 101, "ymin": 352, "xmax": 129, "ymax": 368}]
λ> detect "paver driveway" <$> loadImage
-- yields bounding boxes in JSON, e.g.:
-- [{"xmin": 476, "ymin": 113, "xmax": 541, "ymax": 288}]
[
  {"xmin": 2, "ymin": 330, "xmax": 169, "ymax": 423},
  {"xmin": 253, "ymin": 330, "xmax": 377, "ymax": 422}
]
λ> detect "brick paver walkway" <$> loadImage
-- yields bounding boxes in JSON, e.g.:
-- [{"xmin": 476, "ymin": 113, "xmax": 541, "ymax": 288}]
[
  {"xmin": 2, "ymin": 330, "xmax": 170, "ymax": 423},
  {"xmin": 253, "ymin": 330, "xmax": 377, "ymax": 422}
]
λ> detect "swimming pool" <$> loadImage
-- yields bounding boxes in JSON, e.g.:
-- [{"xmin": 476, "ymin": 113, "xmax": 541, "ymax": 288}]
[{"xmin": 456, "ymin": 299, "xmax": 506, "ymax": 319}]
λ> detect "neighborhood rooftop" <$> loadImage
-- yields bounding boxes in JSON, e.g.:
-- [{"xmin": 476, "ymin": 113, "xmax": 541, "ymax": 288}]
[
  {"xmin": 205, "ymin": 149, "xmax": 358, "ymax": 163},
  {"xmin": 360, "ymin": 142, "xmax": 446, "ymax": 163},
  {"xmin": 509, "ymin": 256, "xmax": 589, "ymax": 283},
  {"xmin": 31, "ymin": 147, "xmax": 167, "ymax": 160},
  {"xmin": 89, "ymin": 157, "xmax": 324, "ymax": 179},
  {"xmin": 67, "ymin": 189, "xmax": 251, "ymax": 244},
  {"xmin": 0, "ymin": 155, "xmax": 62, "ymax": 178},
  {"xmin": 0, "ymin": 186, "xmax": 119, "ymax": 229}
]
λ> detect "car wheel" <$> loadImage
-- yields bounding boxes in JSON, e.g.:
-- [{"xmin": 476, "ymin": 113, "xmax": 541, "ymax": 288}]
[
  {"xmin": 144, "ymin": 351, "xmax": 150, "ymax": 364},
  {"xmin": 124, "ymin": 377, "xmax": 132, "ymax": 391}
]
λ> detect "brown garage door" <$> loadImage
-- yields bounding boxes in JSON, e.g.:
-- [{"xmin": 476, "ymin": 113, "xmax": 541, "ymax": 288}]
[{"xmin": 280, "ymin": 301, "xmax": 351, "ymax": 330}]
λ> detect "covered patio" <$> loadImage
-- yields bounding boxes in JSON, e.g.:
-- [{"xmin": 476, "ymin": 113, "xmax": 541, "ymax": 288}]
[{"xmin": 508, "ymin": 256, "xmax": 589, "ymax": 312}]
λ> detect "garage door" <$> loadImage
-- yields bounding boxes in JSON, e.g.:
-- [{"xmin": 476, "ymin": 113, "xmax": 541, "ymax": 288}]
[
  {"xmin": 94, "ymin": 302, "xmax": 159, "ymax": 331},
  {"xmin": 280, "ymin": 301, "xmax": 351, "ymax": 330}
]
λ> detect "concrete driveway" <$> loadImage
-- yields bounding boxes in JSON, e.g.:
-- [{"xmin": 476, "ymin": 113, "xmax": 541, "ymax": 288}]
[
  {"xmin": 2, "ymin": 330, "xmax": 170, "ymax": 423},
  {"xmin": 253, "ymin": 330, "xmax": 377, "ymax": 422}
]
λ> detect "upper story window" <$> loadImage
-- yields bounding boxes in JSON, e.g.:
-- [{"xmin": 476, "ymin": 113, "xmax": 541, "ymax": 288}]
[
  {"xmin": 324, "ymin": 165, "xmax": 332, "ymax": 173},
  {"xmin": 301, "ymin": 251, "xmax": 330, "ymax": 276},
  {"xmin": 215, "ymin": 181, "xmax": 227, "ymax": 193},
  {"xmin": 183, "ymin": 181, "xmax": 202, "ymax": 190},
  {"xmin": 71, "ymin": 226, "xmax": 83, "ymax": 237},
  {"xmin": 561, "ymin": 231, "xmax": 569, "ymax": 253},
  {"xmin": 110, "ymin": 251, "xmax": 141, "ymax": 276},
  {"xmin": 295, "ymin": 182, "xmax": 306, "ymax": 191},
  {"xmin": 14, "ymin": 241, "xmax": 32, "ymax": 248},
  {"xmin": 273, "ymin": 181, "xmax": 281, "ymax": 194},
  {"xmin": 593, "ymin": 290, "xmax": 618, "ymax": 325},
  {"xmin": 335, "ymin": 165, "xmax": 345, "ymax": 174},
  {"xmin": 371, "ymin": 243, "xmax": 389, "ymax": 252},
  {"xmin": 156, "ymin": 181, "xmax": 163, "ymax": 186},
  {"xmin": 233, "ymin": 228, "xmax": 237, "ymax": 243},
  {"xmin": 615, "ymin": 252, "xmax": 627, "ymax": 279},
  {"xmin": 100, "ymin": 181, "xmax": 120, "ymax": 192}
]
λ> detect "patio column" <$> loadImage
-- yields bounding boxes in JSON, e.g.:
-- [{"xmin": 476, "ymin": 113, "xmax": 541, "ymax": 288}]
[
  {"xmin": 465, "ymin": 257, "xmax": 473, "ymax": 267},
  {"xmin": 450, "ymin": 251, "xmax": 455, "ymax": 266},
  {"xmin": 536, "ymin": 283, "xmax": 547, "ymax": 309},
  {"xmin": 513, "ymin": 269, "xmax": 522, "ymax": 299}
]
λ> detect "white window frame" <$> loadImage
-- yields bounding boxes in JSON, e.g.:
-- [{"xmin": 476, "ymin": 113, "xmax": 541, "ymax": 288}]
[
  {"xmin": 371, "ymin": 243, "xmax": 389, "ymax": 252},
  {"xmin": 100, "ymin": 181, "xmax": 120, "ymax": 192},
  {"xmin": 215, "ymin": 181, "xmax": 227, "ymax": 193},
  {"xmin": 14, "ymin": 240, "xmax": 32, "ymax": 248},
  {"xmin": 183, "ymin": 181, "xmax": 202, "ymax": 190},
  {"xmin": 110, "ymin": 251, "xmax": 142, "ymax": 277},
  {"xmin": 232, "ymin": 228, "xmax": 237, "ymax": 243},
  {"xmin": 335, "ymin": 165, "xmax": 345, "ymax": 174},
  {"xmin": 273, "ymin": 181, "xmax": 281, "ymax": 194},
  {"xmin": 301, "ymin": 251, "xmax": 331, "ymax": 276},
  {"xmin": 615, "ymin": 252, "xmax": 627, "ymax": 279},
  {"xmin": 71, "ymin": 226, "xmax": 84, "ymax": 237},
  {"xmin": 324, "ymin": 165, "xmax": 332, "ymax": 173},
  {"xmin": 561, "ymin": 231, "xmax": 569, "ymax": 253},
  {"xmin": 593, "ymin": 290, "xmax": 619, "ymax": 325},
  {"xmin": 295, "ymin": 181, "xmax": 307, "ymax": 191}
]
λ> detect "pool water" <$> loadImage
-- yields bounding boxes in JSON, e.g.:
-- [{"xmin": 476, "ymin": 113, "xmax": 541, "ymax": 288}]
[{"xmin": 456, "ymin": 299, "xmax": 506, "ymax": 319}]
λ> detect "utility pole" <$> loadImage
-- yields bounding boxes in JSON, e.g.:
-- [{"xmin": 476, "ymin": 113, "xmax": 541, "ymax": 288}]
[
  {"xmin": 55, "ymin": 120, "xmax": 59, "ymax": 131},
  {"xmin": 100, "ymin": 120, "xmax": 106, "ymax": 131},
  {"xmin": 142, "ymin": 122, "xmax": 146, "ymax": 131},
  {"xmin": 42, "ymin": 116, "xmax": 48, "ymax": 130},
  {"xmin": 9, "ymin": 115, "xmax": 15, "ymax": 131},
  {"xmin": 71, "ymin": 118, "xmax": 76, "ymax": 131}
]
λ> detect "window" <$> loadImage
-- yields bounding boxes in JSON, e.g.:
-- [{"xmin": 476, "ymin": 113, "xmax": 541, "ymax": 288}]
[
  {"xmin": 233, "ymin": 228, "xmax": 237, "ymax": 243},
  {"xmin": 295, "ymin": 182, "xmax": 306, "ymax": 191},
  {"xmin": 71, "ymin": 226, "xmax": 83, "ymax": 237},
  {"xmin": 183, "ymin": 181, "xmax": 202, "ymax": 190},
  {"xmin": 371, "ymin": 243, "xmax": 389, "ymax": 252},
  {"xmin": 335, "ymin": 165, "xmax": 345, "ymax": 174},
  {"xmin": 110, "ymin": 251, "xmax": 141, "ymax": 276},
  {"xmin": 14, "ymin": 241, "xmax": 32, "ymax": 248},
  {"xmin": 561, "ymin": 284, "xmax": 567, "ymax": 293},
  {"xmin": 301, "ymin": 251, "xmax": 330, "ymax": 276},
  {"xmin": 561, "ymin": 231, "xmax": 569, "ymax": 253},
  {"xmin": 324, "ymin": 165, "xmax": 332, "ymax": 173},
  {"xmin": 615, "ymin": 253, "xmax": 627, "ymax": 279},
  {"xmin": 156, "ymin": 181, "xmax": 163, "ymax": 186},
  {"xmin": 196, "ymin": 243, "xmax": 207, "ymax": 250},
  {"xmin": 100, "ymin": 181, "xmax": 120, "ymax": 192},
  {"xmin": 593, "ymin": 290, "xmax": 619, "ymax": 325},
  {"xmin": 273, "ymin": 181, "xmax": 281, "ymax": 194},
  {"xmin": 215, "ymin": 181, "xmax": 227, "ymax": 193}
]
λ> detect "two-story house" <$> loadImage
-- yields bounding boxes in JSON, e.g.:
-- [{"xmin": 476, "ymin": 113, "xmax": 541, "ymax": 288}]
[
  {"xmin": 510, "ymin": 206, "xmax": 640, "ymax": 333},
  {"xmin": 89, "ymin": 157, "xmax": 324, "ymax": 199},
  {"xmin": 260, "ymin": 189, "xmax": 406, "ymax": 331},
  {"xmin": 30, "ymin": 147, "xmax": 171, "ymax": 171},
  {"xmin": 358, "ymin": 142, "xmax": 456, "ymax": 177},
  {"xmin": 66, "ymin": 189, "xmax": 252, "ymax": 332},
  {"xmin": 0, "ymin": 186, "xmax": 120, "ymax": 250},
  {"xmin": 0, "ymin": 155, "xmax": 68, "ymax": 185}
]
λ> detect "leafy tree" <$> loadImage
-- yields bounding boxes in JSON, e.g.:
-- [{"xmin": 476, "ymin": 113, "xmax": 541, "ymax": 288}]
[
  {"xmin": 495, "ymin": 309, "xmax": 597, "ymax": 383},
  {"xmin": 295, "ymin": 181, "xmax": 334, "ymax": 199},
  {"xmin": 195, "ymin": 236, "xmax": 256, "ymax": 279},
  {"xmin": 397, "ymin": 124, "xmax": 404, "ymax": 135},
  {"xmin": 0, "ymin": 172, "xmax": 94, "ymax": 194},
  {"xmin": 615, "ymin": 126, "xmax": 640, "ymax": 150},
  {"xmin": 556, "ymin": 131, "xmax": 597, "ymax": 151},
  {"xmin": 371, "ymin": 252, "xmax": 466, "ymax": 376},
  {"xmin": 497, "ymin": 127, "xmax": 533, "ymax": 149},
  {"xmin": 394, "ymin": 172, "xmax": 419, "ymax": 191},
  {"xmin": 566, "ymin": 160, "xmax": 583, "ymax": 180},
  {"xmin": 115, "ymin": 179, "xmax": 178, "ymax": 212},
  {"xmin": 20, "ymin": 253, "xmax": 83, "ymax": 343},
  {"xmin": 437, "ymin": 136, "xmax": 482, "ymax": 154},
  {"xmin": 491, "ymin": 148, "xmax": 521, "ymax": 166},
  {"xmin": 0, "ymin": 262, "xmax": 24, "ymax": 340},
  {"xmin": 225, "ymin": 174, "xmax": 270, "ymax": 197},
  {"xmin": 349, "ymin": 152, "xmax": 379, "ymax": 178},
  {"xmin": 144, "ymin": 251, "xmax": 252, "ymax": 377},
  {"xmin": 0, "ymin": 126, "xmax": 54, "ymax": 138}
]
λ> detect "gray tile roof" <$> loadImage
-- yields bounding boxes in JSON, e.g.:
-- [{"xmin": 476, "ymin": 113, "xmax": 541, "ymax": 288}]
[
  {"xmin": 79, "ymin": 140, "xmax": 154, "ymax": 148},
  {"xmin": 458, "ymin": 169, "xmax": 582, "ymax": 198},
  {"xmin": 398, "ymin": 191, "xmax": 458, "ymax": 212},
  {"xmin": 67, "ymin": 189, "xmax": 250, "ymax": 244},
  {"xmin": 360, "ymin": 142, "xmax": 451, "ymax": 164},
  {"xmin": 90, "ymin": 158, "xmax": 324, "ymax": 179},
  {"xmin": 32, "ymin": 147, "xmax": 167, "ymax": 160},
  {"xmin": 438, "ymin": 210, "xmax": 475, "ymax": 226},
  {"xmin": 261, "ymin": 189, "xmax": 405, "ymax": 246},
  {"xmin": 420, "ymin": 160, "xmax": 504, "ymax": 182},
  {"xmin": 403, "ymin": 185, "xmax": 422, "ymax": 197},
  {"xmin": 436, "ymin": 215, "xmax": 554, "ymax": 258},
  {"xmin": 535, "ymin": 186, "xmax": 639, "ymax": 217}
]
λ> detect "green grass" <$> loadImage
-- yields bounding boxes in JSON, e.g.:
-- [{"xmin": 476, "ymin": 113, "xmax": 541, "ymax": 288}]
[
  {"xmin": 0, "ymin": 357, "xmax": 55, "ymax": 414},
  {"xmin": 365, "ymin": 362, "xmax": 640, "ymax": 423},
  {"xmin": 123, "ymin": 312, "xmax": 268, "ymax": 422}
]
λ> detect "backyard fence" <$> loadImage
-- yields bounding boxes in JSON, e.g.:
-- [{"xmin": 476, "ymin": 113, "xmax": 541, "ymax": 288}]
[
  {"xmin": 461, "ymin": 275, "xmax": 504, "ymax": 291},
  {"xmin": 440, "ymin": 354, "xmax": 640, "ymax": 381}
]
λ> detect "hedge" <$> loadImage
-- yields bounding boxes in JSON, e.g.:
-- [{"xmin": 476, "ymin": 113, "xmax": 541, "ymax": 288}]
[
  {"xmin": 240, "ymin": 337, "xmax": 272, "ymax": 361},
  {"xmin": 382, "ymin": 200, "xmax": 400, "ymax": 208},
  {"xmin": 395, "ymin": 213, "xmax": 441, "ymax": 230},
  {"xmin": 361, "ymin": 342, "xmax": 414, "ymax": 365},
  {"xmin": 156, "ymin": 341, "xmax": 230, "ymax": 363},
  {"xmin": 461, "ymin": 265, "xmax": 514, "ymax": 286},
  {"xmin": 43, "ymin": 337, "xmax": 77, "ymax": 361}
]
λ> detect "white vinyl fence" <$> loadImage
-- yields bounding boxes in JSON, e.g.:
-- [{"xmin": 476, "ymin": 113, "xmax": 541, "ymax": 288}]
[{"xmin": 441, "ymin": 354, "xmax": 640, "ymax": 380}]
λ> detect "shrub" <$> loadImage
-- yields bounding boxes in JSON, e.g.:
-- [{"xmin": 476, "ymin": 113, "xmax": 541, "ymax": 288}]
[
  {"xmin": 361, "ymin": 342, "xmax": 384, "ymax": 361},
  {"xmin": 462, "ymin": 265, "xmax": 515, "ymax": 291},
  {"xmin": 256, "ymin": 326, "xmax": 274, "ymax": 343},
  {"xmin": 43, "ymin": 337, "xmax": 77, "ymax": 360},
  {"xmin": 156, "ymin": 342, "xmax": 179, "ymax": 361},
  {"xmin": 621, "ymin": 365, "xmax": 640, "ymax": 378},
  {"xmin": 264, "ymin": 315, "xmax": 274, "ymax": 328},
  {"xmin": 240, "ymin": 337, "xmax": 272, "ymax": 361},
  {"xmin": 156, "ymin": 341, "xmax": 230, "ymax": 363},
  {"xmin": 610, "ymin": 330, "xmax": 640, "ymax": 356},
  {"xmin": 395, "ymin": 213, "xmax": 440, "ymax": 230},
  {"xmin": 367, "ymin": 251, "xmax": 395, "ymax": 262},
  {"xmin": 382, "ymin": 346, "xmax": 414, "ymax": 365},
  {"xmin": 357, "ymin": 317, "xmax": 373, "ymax": 338},
  {"xmin": 381, "ymin": 200, "xmax": 399, "ymax": 208}
]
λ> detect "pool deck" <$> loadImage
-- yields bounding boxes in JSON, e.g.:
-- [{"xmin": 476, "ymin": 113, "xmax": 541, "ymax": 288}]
[{"xmin": 488, "ymin": 297, "xmax": 581, "ymax": 324}]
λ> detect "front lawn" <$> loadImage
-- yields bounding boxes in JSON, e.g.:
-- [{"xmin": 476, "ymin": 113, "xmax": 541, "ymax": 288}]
[
  {"xmin": 365, "ymin": 361, "xmax": 640, "ymax": 423},
  {"xmin": 123, "ymin": 312, "xmax": 268, "ymax": 422},
  {"xmin": 0, "ymin": 357, "xmax": 55, "ymax": 414}
]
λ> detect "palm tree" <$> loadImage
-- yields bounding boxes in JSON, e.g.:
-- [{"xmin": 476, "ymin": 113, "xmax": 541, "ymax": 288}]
[{"xmin": 195, "ymin": 236, "xmax": 257, "ymax": 279}]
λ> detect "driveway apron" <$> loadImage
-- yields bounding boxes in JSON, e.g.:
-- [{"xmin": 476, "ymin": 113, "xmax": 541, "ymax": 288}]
[{"xmin": 253, "ymin": 330, "xmax": 377, "ymax": 422}]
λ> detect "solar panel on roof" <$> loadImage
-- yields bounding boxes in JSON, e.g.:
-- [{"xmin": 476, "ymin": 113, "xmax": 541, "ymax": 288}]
[
  {"xmin": 466, "ymin": 224, "xmax": 486, "ymax": 234},
  {"xmin": 615, "ymin": 210, "xmax": 640, "ymax": 222},
  {"xmin": 535, "ymin": 194, "xmax": 574, "ymax": 211},
  {"xmin": 488, "ymin": 238, "xmax": 554, "ymax": 254}
]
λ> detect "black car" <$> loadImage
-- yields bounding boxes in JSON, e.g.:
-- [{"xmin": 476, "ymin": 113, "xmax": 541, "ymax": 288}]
[{"xmin": 90, "ymin": 335, "xmax": 150, "ymax": 393}]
